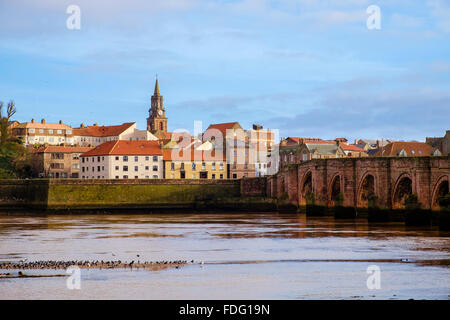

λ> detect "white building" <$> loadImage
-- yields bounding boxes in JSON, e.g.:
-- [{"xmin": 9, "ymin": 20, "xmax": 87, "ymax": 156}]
[
  {"xmin": 80, "ymin": 140, "xmax": 163, "ymax": 179},
  {"xmin": 74, "ymin": 122, "xmax": 157, "ymax": 147}
]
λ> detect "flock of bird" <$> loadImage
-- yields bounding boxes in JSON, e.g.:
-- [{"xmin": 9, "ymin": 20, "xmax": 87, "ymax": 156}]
[{"xmin": 0, "ymin": 257, "xmax": 202, "ymax": 270}]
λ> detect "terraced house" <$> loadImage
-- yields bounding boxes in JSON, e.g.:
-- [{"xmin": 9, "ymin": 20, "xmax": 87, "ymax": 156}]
[
  {"xmin": 31, "ymin": 146, "xmax": 93, "ymax": 178},
  {"xmin": 163, "ymin": 148, "xmax": 226, "ymax": 179},
  {"xmin": 11, "ymin": 119, "xmax": 74, "ymax": 146},
  {"xmin": 80, "ymin": 140, "xmax": 163, "ymax": 179}
]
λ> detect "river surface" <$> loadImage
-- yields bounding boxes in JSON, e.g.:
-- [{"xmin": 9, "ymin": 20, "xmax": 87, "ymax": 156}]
[{"xmin": 0, "ymin": 213, "xmax": 449, "ymax": 299}]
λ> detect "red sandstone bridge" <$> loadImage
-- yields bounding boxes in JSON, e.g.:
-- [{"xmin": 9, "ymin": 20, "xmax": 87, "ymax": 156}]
[{"xmin": 266, "ymin": 156, "xmax": 449, "ymax": 212}]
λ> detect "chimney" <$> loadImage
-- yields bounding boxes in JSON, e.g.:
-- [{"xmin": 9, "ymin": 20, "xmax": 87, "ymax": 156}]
[
  {"xmin": 59, "ymin": 120, "xmax": 63, "ymax": 124},
  {"xmin": 31, "ymin": 119, "xmax": 34, "ymax": 123},
  {"xmin": 80, "ymin": 123, "xmax": 85, "ymax": 128},
  {"xmin": 354, "ymin": 139, "xmax": 357, "ymax": 144},
  {"xmin": 93, "ymin": 123, "xmax": 98, "ymax": 126},
  {"xmin": 41, "ymin": 119, "xmax": 45, "ymax": 124},
  {"xmin": 376, "ymin": 140, "xmax": 380, "ymax": 148}
]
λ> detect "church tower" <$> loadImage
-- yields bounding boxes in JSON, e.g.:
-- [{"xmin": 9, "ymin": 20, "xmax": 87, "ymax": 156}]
[{"xmin": 147, "ymin": 78, "xmax": 167, "ymax": 133}]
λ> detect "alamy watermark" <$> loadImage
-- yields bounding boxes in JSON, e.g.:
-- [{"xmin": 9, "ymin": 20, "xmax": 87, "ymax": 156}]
[
  {"xmin": 66, "ymin": 5, "xmax": 81, "ymax": 30},
  {"xmin": 366, "ymin": 265, "xmax": 381, "ymax": 289},
  {"xmin": 66, "ymin": 265, "xmax": 81, "ymax": 290},
  {"xmin": 366, "ymin": 5, "xmax": 381, "ymax": 30}
]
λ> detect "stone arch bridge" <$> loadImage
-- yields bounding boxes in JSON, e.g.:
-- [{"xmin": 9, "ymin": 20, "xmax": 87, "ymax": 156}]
[{"xmin": 266, "ymin": 156, "xmax": 449, "ymax": 212}]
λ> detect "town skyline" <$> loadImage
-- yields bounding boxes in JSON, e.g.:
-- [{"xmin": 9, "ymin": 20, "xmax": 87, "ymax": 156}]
[{"xmin": 1, "ymin": 1, "xmax": 449, "ymax": 141}]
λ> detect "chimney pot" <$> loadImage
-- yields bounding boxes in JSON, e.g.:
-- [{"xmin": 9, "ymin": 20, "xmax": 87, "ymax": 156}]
[
  {"xmin": 59, "ymin": 120, "xmax": 63, "ymax": 124},
  {"xmin": 41, "ymin": 119, "xmax": 45, "ymax": 124},
  {"xmin": 31, "ymin": 119, "xmax": 34, "ymax": 123}
]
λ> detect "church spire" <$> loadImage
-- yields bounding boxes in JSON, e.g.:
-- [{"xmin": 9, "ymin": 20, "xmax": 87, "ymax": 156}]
[{"xmin": 154, "ymin": 77, "xmax": 160, "ymax": 96}]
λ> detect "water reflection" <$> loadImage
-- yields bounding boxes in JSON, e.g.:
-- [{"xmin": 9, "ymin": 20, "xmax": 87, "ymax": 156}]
[{"xmin": 0, "ymin": 213, "xmax": 449, "ymax": 299}]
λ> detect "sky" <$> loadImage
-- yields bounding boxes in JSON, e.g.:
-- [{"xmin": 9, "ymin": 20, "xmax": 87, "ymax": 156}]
[{"xmin": 0, "ymin": 0, "xmax": 449, "ymax": 142}]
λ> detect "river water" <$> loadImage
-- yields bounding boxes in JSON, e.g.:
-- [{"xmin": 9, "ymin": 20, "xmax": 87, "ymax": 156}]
[{"xmin": 0, "ymin": 213, "xmax": 449, "ymax": 299}]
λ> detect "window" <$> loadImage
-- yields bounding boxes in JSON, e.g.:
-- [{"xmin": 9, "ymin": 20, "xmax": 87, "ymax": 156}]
[
  {"xmin": 192, "ymin": 174, "xmax": 196, "ymax": 179},
  {"xmin": 170, "ymin": 174, "xmax": 174, "ymax": 179},
  {"xmin": 212, "ymin": 162, "xmax": 216, "ymax": 170},
  {"xmin": 97, "ymin": 156, "xmax": 100, "ymax": 162},
  {"xmin": 48, "ymin": 129, "xmax": 53, "ymax": 134},
  {"xmin": 145, "ymin": 156, "xmax": 149, "ymax": 161},
  {"xmin": 66, "ymin": 130, "xmax": 72, "ymax": 134},
  {"xmin": 134, "ymin": 176, "xmax": 138, "ymax": 179},
  {"xmin": 145, "ymin": 166, "xmax": 149, "ymax": 170},
  {"xmin": 244, "ymin": 163, "xmax": 248, "ymax": 170},
  {"xmin": 123, "ymin": 156, "xmax": 128, "ymax": 162},
  {"xmin": 220, "ymin": 174, "xmax": 223, "ymax": 179},
  {"xmin": 39, "ymin": 129, "xmax": 44, "ymax": 133},
  {"xmin": 92, "ymin": 167, "xmax": 94, "ymax": 172},
  {"xmin": 212, "ymin": 174, "xmax": 216, "ymax": 179},
  {"xmin": 102, "ymin": 156, "xmax": 104, "ymax": 161},
  {"xmin": 171, "ymin": 163, "xmax": 175, "ymax": 170},
  {"xmin": 152, "ymin": 166, "xmax": 158, "ymax": 172},
  {"xmin": 153, "ymin": 175, "xmax": 158, "ymax": 179},
  {"xmin": 102, "ymin": 166, "xmax": 104, "ymax": 171},
  {"xmin": 134, "ymin": 166, "xmax": 138, "ymax": 172},
  {"xmin": 97, "ymin": 166, "xmax": 100, "ymax": 172},
  {"xmin": 153, "ymin": 156, "xmax": 158, "ymax": 162},
  {"xmin": 73, "ymin": 164, "xmax": 79, "ymax": 169},
  {"xmin": 82, "ymin": 167, "xmax": 85, "ymax": 172},
  {"xmin": 192, "ymin": 163, "xmax": 196, "ymax": 170},
  {"xmin": 233, "ymin": 174, "xmax": 237, "ymax": 179},
  {"xmin": 49, "ymin": 137, "xmax": 54, "ymax": 142},
  {"xmin": 220, "ymin": 163, "xmax": 224, "ymax": 170},
  {"xmin": 57, "ymin": 130, "xmax": 62, "ymax": 134},
  {"xmin": 123, "ymin": 175, "xmax": 128, "ymax": 179},
  {"xmin": 29, "ymin": 128, "xmax": 35, "ymax": 133},
  {"xmin": 115, "ymin": 176, "xmax": 119, "ymax": 179},
  {"xmin": 123, "ymin": 166, "xmax": 128, "ymax": 171},
  {"xmin": 115, "ymin": 166, "xmax": 119, "ymax": 170},
  {"xmin": 181, "ymin": 163, "xmax": 185, "ymax": 170},
  {"xmin": 135, "ymin": 156, "xmax": 138, "ymax": 162},
  {"xmin": 115, "ymin": 156, "xmax": 119, "ymax": 161},
  {"xmin": 202, "ymin": 162, "xmax": 206, "ymax": 170}
]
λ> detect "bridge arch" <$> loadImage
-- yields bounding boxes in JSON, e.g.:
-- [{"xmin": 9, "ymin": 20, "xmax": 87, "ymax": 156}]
[
  {"xmin": 328, "ymin": 174, "xmax": 342, "ymax": 205},
  {"xmin": 392, "ymin": 173, "xmax": 413, "ymax": 209},
  {"xmin": 357, "ymin": 173, "xmax": 376, "ymax": 207},
  {"xmin": 300, "ymin": 170, "xmax": 313, "ymax": 204},
  {"xmin": 431, "ymin": 175, "xmax": 449, "ymax": 210}
]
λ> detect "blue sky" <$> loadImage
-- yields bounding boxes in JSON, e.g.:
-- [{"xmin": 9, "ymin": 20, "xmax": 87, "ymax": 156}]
[{"xmin": 1, "ymin": 0, "xmax": 449, "ymax": 141}]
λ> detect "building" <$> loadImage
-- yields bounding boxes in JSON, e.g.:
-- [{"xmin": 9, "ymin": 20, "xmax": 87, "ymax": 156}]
[
  {"xmin": 73, "ymin": 122, "xmax": 156, "ymax": 147},
  {"xmin": 426, "ymin": 130, "xmax": 450, "ymax": 155},
  {"xmin": 147, "ymin": 79, "xmax": 171, "ymax": 139},
  {"xmin": 11, "ymin": 119, "xmax": 74, "ymax": 146},
  {"xmin": 373, "ymin": 141, "xmax": 442, "ymax": 157},
  {"xmin": 203, "ymin": 122, "xmax": 275, "ymax": 179},
  {"xmin": 279, "ymin": 137, "xmax": 367, "ymax": 168},
  {"xmin": 31, "ymin": 146, "xmax": 92, "ymax": 178},
  {"xmin": 163, "ymin": 148, "xmax": 227, "ymax": 179},
  {"xmin": 80, "ymin": 140, "xmax": 163, "ymax": 179}
]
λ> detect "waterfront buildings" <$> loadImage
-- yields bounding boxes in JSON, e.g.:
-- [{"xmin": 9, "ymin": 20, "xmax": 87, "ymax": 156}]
[
  {"xmin": 31, "ymin": 146, "xmax": 93, "ymax": 178},
  {"xmin": 73, "ymin": 122, "xmax": 157, "ymax": 147},
  {"xmin": 163, "ymin": 147, "xmax": 226, "ymax": 179},
  {"xmin": 11, "ymin": 119, "xmax": 74, "ymax": 146},
  {"xmin": 373, "ymin": 141, "xmax": 442, "ymax": 157},
  {"xmin": 426, "ymin": 130, "xmax": 450, "ymax": 155},
  {"xmin": 80, "ymin": 140, "xmax": 163, "ymax": 179}
]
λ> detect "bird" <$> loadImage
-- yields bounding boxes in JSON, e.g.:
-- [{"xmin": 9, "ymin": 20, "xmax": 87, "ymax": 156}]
[{"xmin": 136, "ymin": 254, "xmax": 140, "ymax": 257}]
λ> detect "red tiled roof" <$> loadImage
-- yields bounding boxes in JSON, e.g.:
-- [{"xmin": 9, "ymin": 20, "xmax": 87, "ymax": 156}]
[
  {"xmin": 81, "ymin": 140, "xmax": 162, "ymax": 157},
  {"xmin": 284, "ymin": 137, "xmax": 333, "ymax": 146},
  {"xmin": 340, "ymin": 143, "xmax": 366, "ymax": 152},
  {"xmin": 33, "ymin": 146, "xmax": 93, "ymax": 154},
  {"xmin": 374, "ymin": 142, "xmax": 436, "ymax": 157},
  {"xmin": 73, "ymin": 123, "xmax": 135, "ymax": 137},
  {"xmin": 205, "ymin": 122, "xmax": 242, "ymax": 136}
]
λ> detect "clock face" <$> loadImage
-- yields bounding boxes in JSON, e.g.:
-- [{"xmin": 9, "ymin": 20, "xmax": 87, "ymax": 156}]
[{"xmin": 158, "ymin": 110, "xmax": 163, "ymax": 116}]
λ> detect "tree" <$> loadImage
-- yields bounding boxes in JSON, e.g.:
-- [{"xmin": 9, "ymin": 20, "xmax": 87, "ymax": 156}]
[
  {"xmin": 0, "ymin": 100, "xmax": 16, "ymax": 145},
  {"xmin": 0, "ymin": 100, "xmax": 32, "ymax": 178}
]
